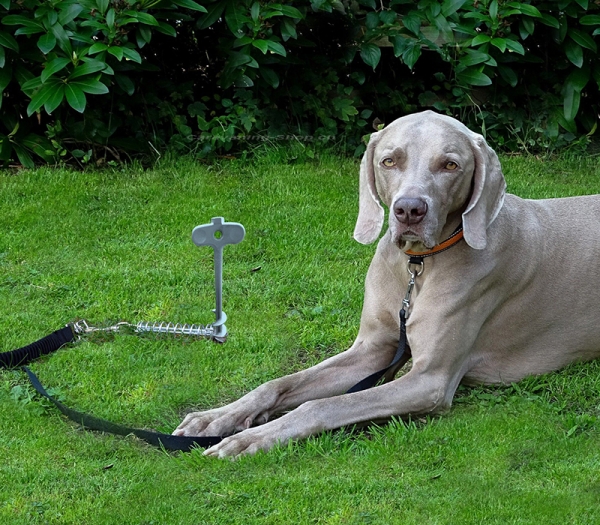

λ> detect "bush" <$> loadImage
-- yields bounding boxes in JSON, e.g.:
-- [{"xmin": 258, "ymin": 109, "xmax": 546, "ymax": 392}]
[{"xmin": 0, "ymin": 0, "xmax": 599, "ymax": 166}]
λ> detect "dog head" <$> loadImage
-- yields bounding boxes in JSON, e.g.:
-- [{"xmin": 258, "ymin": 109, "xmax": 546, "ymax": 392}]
[{"xmin": 354, "ymin": 111, "xmax": 506, "ymax": 251}]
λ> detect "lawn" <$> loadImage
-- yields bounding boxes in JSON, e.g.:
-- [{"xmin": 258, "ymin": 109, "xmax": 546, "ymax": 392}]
[{"xmin": 1, "ymin": 150, "xmax": 600, "ymax": 524}]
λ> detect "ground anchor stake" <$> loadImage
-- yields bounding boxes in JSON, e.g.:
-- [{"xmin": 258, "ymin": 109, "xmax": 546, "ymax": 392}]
[{"xmin": 192, "ymin": 217, "xmax": 245, "ymax": 340}]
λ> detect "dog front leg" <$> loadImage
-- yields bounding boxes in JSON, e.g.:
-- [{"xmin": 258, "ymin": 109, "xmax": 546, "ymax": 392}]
[
  {"xmin": 201, "ymin": 365, "xmax": 454, "ymax": 458},
  {"xmin": 173, "ymin": 334, "xmax": 397, "ymax": 439}
]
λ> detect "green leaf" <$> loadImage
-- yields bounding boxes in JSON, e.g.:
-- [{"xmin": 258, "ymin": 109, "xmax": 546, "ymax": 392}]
[
  {"xmin": 379, "ymin": 10, "xmax": 397, "ymax": 25},
  {"xmin": 65, "ymin": 83, "xmax": 86, "ymax": 112},
  {"xmin": 70, "ymin": 78, "xmax": 109, "ymax": 95},
  {"xmin": 80, "ymin": 19, "xmax": 107, "ymax": 31},
  {"xmin": 568, "ymin": 28, "xmax": 597, "ymax": 52},
  {"xmin": 563, "ymin": 84, "xmax": 580, "ymax": 122},
  {"xmin": 281, "ymin": 19, "xmax": 297, "ymax": 41},
  {"xmin": 365, "ymin": 11, "xmax": 379, "ymax": 30},
  {"xmin": 505, "ymin": 39, "xmax": 525, "ymax": 54},
  {"xmin": 235, "ymin": 74, "xmax": 254, "ymax": 87},
  {"xmin": 580, "ymin": 15, "xmax": 600, "ymax": 25},
  {"xmin": 171, "ymin": 0, "xmax": 207, "ymax": 12},
  {"xmin": 155, "ymin": 21, "xmax": 177, "ymax": 36},
  {"xmin": 21, "ymin": 76, "xmax": 42, "ymax": 93},
  {"xmin": 0, "ymin": 0, "xmax": 10, "ymax": 10},
  {"xmin": 402, "ymin": 12, "xmax": 421, "ymax": 36},
  {"xmin": 471, "ymin": 34, "xmax": 491, "ymax": 46},
  {"xmin": 252, "ymin": 39, "xmax": 269, "ymax": 53},
  {"xmin": 96, "ymin": 0, "xmax": 109, "ymax": 14},
  {"xmin": 498, "ymin": 64, "xmax": 517, "ymax": 87},
  {"xmin": 46, "ymin": 10, "xmax": 59, "ymax": 27},
  {"xmin": 0, "ymin": 30, "xmax": 18, "ymax": 52},
  {"xmin": 433, "ymin": 13, "xmax": 453, "ymax": 42},
  {"xmin": 457, "ymin": 68, "xmax": 492, "ymax": 86},
  {"xmin": 122, "ymin": 47, "xmax": 141, "ymax": 63},
  {"xmin": 360, "ymin": 43, "xmax": 381, "ymax": 69},
  {"xmin": 41, "ymin": 57, "xmax": 71, "ymax": 83},
  {"xmin": 565, "ymin": 67, "xmax": 590, "ymax": 93},
  {"xmin": 490, "ymin": 38, "xmax": 506, "ymax": 52},
  {"xmin": 266, "ymin": 40, "xmax": 286, "ymax": 56},
  {"xmin": 13, "ymin": 144, "xmax": 34, "ymax": 169},
  {"xmin": 506, "ymin": 2, "xmax": 541, "ymax": 17},
  {"xmin": 564, "ymin": 39, "xmax": 584, "ymax": 68},
  {"xmin": 15, "ymin": 26, "xmax": 45, "ymax": 36},
  {"xmin": 441, "ymin": 0, "xmax": 467, "ymax": 17},
  {"xmin": 539, "ymin": 13, "xmax": 559, "ymax": 29},
  {"xmin": 115, "ymin": 74, "xmax": 134, "ymax": 95},
  {"xmin": 107, "ymin": 46, "xmax": 124, "ymax": 60},
  {"xmin": 2, "ymin": 15, "xmax": 43, "ymax": 28},
  {"xmin": 197, "ymin": 1, "xmax": 226, "ymax": 29},
  {"xmin": 227, "ymin": 52, "xmax": 252, "ymax": 68},
  {"xmin": 125, "ymin": 11, "xmax": 159, "ymax": 26},
  {"xmin": 391, "ymin": 35, "xmax": 408, "ymax": 57},
  {"xmin": 44, "ymin": 83, "xmax": 66, "ymax": 114},
  {"xmin": 59, "ymin": 4, "xmax": 84, "ymax": 25},
  {"xmin": 68, "ymin": 59, "xmax": 106, "ymax": 80},
  {"xmin": 51, "ymin": 22, "xmax": 72, "ymax": 55},
  {"xmin": 106, "ymin": 8, "xmax": 115, "ymax": 28},
  {"xmin": 489, "ymin": 0, "xmax": 498, "ymax": 20},
  {"xmin": 89, "ymin": 42, "xmax": 109, "ymax": 54},
  {"xmin": 138, "ymin": 25, "xmax": 152, "ymax": 45},
  {"xmin": 259, "ymin": 67, "xmax": 279, "ymax": 88},
  {"xmin": 279, "ymin": 5, "xmax": 303, "ymax": 18},
  {"xmin": 37, "ymin": 33, "xmax": 56, "ymax": 54},
  {"xmin": 26, "ymin": 80, "xmax": 59, "ymax": 116},
  {"xmin": 402, "ymin": 41, "xmax": 421, "ymax": 69},
  {"xmin": 0, "ymin": 46, "xmax": 5, "ymax": 69},
  {"xmin": 459, "ymin": 49, "xmax": 491, "ymax": 67},
  {"xmin": 520, "ymin": 17, "xmax": 535, "ymax": 39},
  {"xmin": 251, "ymin": 2, "xmax": 260, "ymax": 21}
]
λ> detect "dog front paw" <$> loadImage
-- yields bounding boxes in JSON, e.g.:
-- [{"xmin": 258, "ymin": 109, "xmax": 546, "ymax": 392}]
[
  {"xmin": 172, "ymin": 408, "xmax": 254, "ymax": 438},
  {"xmin": 202, "ymin": 427, "xmax": 281, "ymax": 458}
]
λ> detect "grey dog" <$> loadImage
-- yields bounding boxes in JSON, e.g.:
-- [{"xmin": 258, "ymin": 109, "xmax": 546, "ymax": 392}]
[{"xmin": 174, "ymin": 111, "xmax": 600, "ymax": 458}]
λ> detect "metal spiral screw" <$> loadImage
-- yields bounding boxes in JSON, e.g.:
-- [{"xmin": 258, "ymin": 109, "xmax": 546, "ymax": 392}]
[{"xmin": 134, "ymin": 321, "xmax": 213, "ymax": 337}]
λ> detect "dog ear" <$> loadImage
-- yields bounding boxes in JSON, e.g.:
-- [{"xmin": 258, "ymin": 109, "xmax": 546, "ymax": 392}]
[
  {"xmin": 354, "ymin": 132, "xmax": 384, "ymax": 244},
  {"xmin": 462, "ymin": 133, "xmax": 506, "ymax": 250}
]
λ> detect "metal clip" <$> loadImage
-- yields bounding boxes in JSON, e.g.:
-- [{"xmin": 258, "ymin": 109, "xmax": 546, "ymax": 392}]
[
  {"xmin": 402, "ymin": 259, "xmax": 424, "ymax": 318},
  {"xmin": 72, "ymin": 320, "xmax": 130, "ymax": 338}
]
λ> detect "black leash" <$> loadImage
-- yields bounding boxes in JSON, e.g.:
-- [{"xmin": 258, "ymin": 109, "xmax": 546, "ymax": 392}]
[
  {"xmin": 22, "ymin": 366, "xmax": 223, "ymax": 451},
  {"xmin": 1, "ymin": 321, "xmax": 411, "ymax": 451},
  {"xmin": 346, "ymin": 309, "xmax": 411, "ymax": 393},
  {"xmin": 0, "ymin": 326, "xmax": 223, "ymax": 451}
]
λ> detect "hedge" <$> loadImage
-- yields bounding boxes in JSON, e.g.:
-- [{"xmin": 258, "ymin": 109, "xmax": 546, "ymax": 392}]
[{"xmin": 0, "ymin": 0, "xmax": 598, "ymax": 166}]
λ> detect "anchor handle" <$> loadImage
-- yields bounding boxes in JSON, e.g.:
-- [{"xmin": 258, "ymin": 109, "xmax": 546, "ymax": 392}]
[
  {"xmin": 192, "ymin": 217, "xmax": 245, "ymax": 339},
  {"xmin": 192, "ymin": 217, "xmax": 245, "ymax": 249}
]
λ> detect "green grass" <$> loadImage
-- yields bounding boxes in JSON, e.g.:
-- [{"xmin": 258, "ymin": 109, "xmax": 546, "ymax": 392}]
[{"xmin": 1, "ymin": 151, "xmax": 600, "ymax": 524}]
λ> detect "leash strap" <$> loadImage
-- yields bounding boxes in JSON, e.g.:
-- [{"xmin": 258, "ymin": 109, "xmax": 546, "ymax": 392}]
[
  {"xmin": 22, "ymin": 366, "xmax": 221, "ymax": 451},
  {"xmin": 0, "ymin": 326, "xmax": 75, "ymax": 368},
  {"xmin": 346, "ymin": 309, "xmax": 411, "ymax": 393},
  {"xmin": 3, "ymin": 311, "xmax": 414, "ymax": 448},
  {"xmin": 1, "ymin": 326, "xmax": 224, "ymax": 451}
]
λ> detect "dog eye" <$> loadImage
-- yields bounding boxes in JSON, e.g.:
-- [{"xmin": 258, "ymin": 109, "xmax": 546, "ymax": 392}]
[
  {"xmin": 444, "ymin": 161, "xmax": 459, "ymax": 170},
  {"xmin": 382, "ymin": 158, "xmax": 395, "ymax": 167}
]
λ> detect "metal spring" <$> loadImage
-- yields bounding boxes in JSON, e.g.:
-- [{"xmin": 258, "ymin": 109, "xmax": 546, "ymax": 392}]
[{"xmin": 134, "ymin": 321, "xmax": 213, "ymax": 337}]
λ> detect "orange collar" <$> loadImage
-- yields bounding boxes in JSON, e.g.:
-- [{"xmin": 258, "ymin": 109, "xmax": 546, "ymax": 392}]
[{"xmin": 405, "ymin": 225, "xmax": 464, "ymax": 258}]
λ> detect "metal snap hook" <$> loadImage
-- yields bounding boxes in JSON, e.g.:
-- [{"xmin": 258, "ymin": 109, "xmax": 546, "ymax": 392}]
[{"xmin": 406, "ymin": 258, "xmax": 424, "ymax": 278}]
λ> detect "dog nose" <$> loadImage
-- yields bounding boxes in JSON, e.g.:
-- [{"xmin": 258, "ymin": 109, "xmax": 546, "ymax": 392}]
[{"xmin": 393, "ymin": 198, "xmax": 428, "ymax": 225}]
